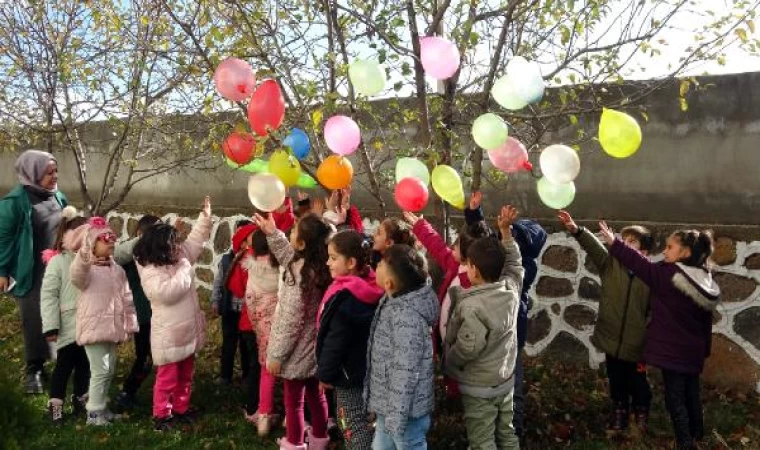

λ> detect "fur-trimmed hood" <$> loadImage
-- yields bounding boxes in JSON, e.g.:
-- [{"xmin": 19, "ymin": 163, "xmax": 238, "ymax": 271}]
[{"xmin": 673, "ymin": 263, "xmax": 720, "ymax": 311}]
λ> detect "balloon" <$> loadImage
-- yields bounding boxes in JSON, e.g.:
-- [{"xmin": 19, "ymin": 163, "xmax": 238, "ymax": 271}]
[
  {"xmin": 491, "ymin": 74, "xmax": 528, "ymax": 111},
  {"xmin": 472, "ymin": 113, "xmax": 509, "ymax": 150},
  {"xmin": 269, "ymin": 150, "xmax": 301, "ymax": 187},
  {"xmin": 537, "ymin": 177, "xmax": 576, "ymax": 209},
  {"xmin": 507, "ymin": 57, "xmax": 545, "ymax": 104},
  {"xmin": 598, "ymin": 108, "xmax": 642, "ymax": 158},
  {"xmin": 247, "ymin": 79, "xmax": 285, "ymax": 136},
  {"xmin": 488, "ymin": 137, "xmax": 533, "ymax": 173},
  {"xmin": 247, "ymin": 173, "xmax": 286, "ymax": 212},
  {"xmin": 324, "ymin": 115, "xmax": 361, "ymax": 156},
  {"xmin": 420, "ymin": 36, "xmax": 460, "ymax": 80},
  {"xmin": 229, "ymin": 157, "xmax": 269, "ymax": 173},
  {"xmin": 395, "ymin": 157, "xmax": 430, "ymax": 186},
  {"xmin": 297, "ymin": 172, "xmax": 318, "ymax": 189},
  {"xmin": 213, "ymin": 58, "xmax": 256, "ymax": 102},
  {"xmin": 431, "ymin": 165, "xmax": 465, "ymax": 209},
  {"xmin": 395, "ymin": 177, "xmax": 429, "ymax": 212},
  {"xmin": 349, "ymin": 60, "xmax": 386, "ymax": 96},
  {"xmin": 317, "ymin": 155, "xmax": 353, "ymax": 190},
  {"xmin": 222, "ymin": 132, "xmax": 256, "ymax": 165},
  {"xmin": 283, "ymin": 128, "xmax": 311, "ymax": 160},
  {"xmin": 539, "ymin": 144, "xmax": 580, "ymax": 184}
]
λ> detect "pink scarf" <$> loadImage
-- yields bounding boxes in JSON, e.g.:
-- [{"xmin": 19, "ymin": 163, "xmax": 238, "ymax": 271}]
[{"xmin": 317, "ymin": 270, "xmax": 384, "ymax": 327}]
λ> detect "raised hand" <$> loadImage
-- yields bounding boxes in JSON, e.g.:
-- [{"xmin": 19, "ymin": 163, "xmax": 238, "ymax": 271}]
[
  {"xmin": 341, "ymin": 186, "xmax": 352, "ymax": 209},
  {"xmin": 327, "ymin": 190, "xmax": 339, "ymax": 211},
  {"xmin": 469, "ymin": 191, "xmax": 483, "ymax": 210},
  {"xmin": 598, "ymin": 221, "xmax": 615, "ymax": 245},
  {"xmin": 497, "ymin": 205, "xmax": 518, "ymax": 234},
  {"xmin": 201, "ymin": 196, "xmax": 211, "ymax": 218},
  {"xmin": 311, "ymin": 197, "xmax": 325, "ymax": 217},
  {"xmin": 296, "ymin": 191, "xmax": 309, "ymax": 202},
  {"xmin": 557, "ymin": 210, "xmax": 579, "ymax": 234},
  {"xmin": 403, "ymin": 211, "xmax": 421, "ymax": 226},
  {"xmin": 252, "ymin": 213, "xmax": 277, "ymax": 235}
]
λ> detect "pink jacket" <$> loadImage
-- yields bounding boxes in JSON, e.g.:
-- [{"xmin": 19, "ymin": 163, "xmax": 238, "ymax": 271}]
[
  {"xmin": 70, "ymin": 247, "xmax": 138, "ymax": 346},
  {"xmin": 137, "ymin": 213, "xmax": 212, "ymax": 366},
  {"xmin": 243, "ymin": 256, "xmax": 280, "ymax": 366}
]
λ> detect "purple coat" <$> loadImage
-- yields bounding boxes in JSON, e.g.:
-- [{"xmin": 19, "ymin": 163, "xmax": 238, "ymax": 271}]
[{"xmin": 609, "ymin": 239, "xmax": 720, "ymax": 374}]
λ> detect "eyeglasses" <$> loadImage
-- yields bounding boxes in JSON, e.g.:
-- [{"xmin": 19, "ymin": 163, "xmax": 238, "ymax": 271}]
[{"xmin": 97, "ymin": 233, "xmax": 117, "ymax": 243}]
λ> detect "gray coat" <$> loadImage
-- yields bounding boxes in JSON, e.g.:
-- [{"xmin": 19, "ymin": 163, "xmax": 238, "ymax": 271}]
[
  {"xmin": 364, "ymin": 285, "xmax": 439, "ymax": 437},
  {"xmin": 444, "ymin": 239, "xmax": 524, "ymax": 393}
]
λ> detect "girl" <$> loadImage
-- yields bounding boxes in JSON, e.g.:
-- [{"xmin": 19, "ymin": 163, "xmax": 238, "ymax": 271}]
[
  {"xmin": 69, "ymin": 217, "xmax": 138, "ymax": 426},
  {"xmin": 317, "ymin": 230, "xmax": 384, "ymax": 450},
  {"xmin": 253, "ymin": 212, "xmax": 332, "ymax": 450},
  {"xmin": 243, "ymin": 229, "xmax": 281, "ymax": 436},
  {"xmin": 601, "ymin": 223, "xmax": 720, "ymax": 450},
  {"xmin": 371, "ymin": 218, "xmax": 417, "ymax": 268},
  {"xmin": 41, "ymin": 212, "xmax": 89, "ymax": 424},
  {"xmin": 134, "ymin": 197, "xmax": 212, "ymax": 431}
]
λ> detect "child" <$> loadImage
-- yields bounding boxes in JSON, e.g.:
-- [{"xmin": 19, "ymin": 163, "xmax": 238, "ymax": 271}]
[
  {"xmin": 134, "ymin": 197, "xmax": 213, "ymax": 431},
  {"xmin": 211, "ymin": 219, "xmax": 253, "ymax": 385},
  {"xmin": 69, "ymin": 217, "xmax": 138, "ymax": 426},
  {"xmin": 600, "ymin": 223, "xmax": 720, "ymax": 450},
  {"xmin": 366, "ymin": 244, "xmax": 439, "ymax": 449},
  {"xmin": 444, "ymin": 206, "xmax": 524, "ymax": 450},
  {"xmin": 558, "ymin": 210, "xmax": 653, "ymax": 432},
  {"xmin": 243, "ymin": 229, "xmax": 282, "ymax": 436},
  {"xmin": 317, "ymin": 230, "xmax": 384, "ymax": 449},
  {"xmin": 113, "ymin": 214, "xmax": 161, "ymax": 410},
  {"xmin": 371, "ymin": 218, "xmax": 417, "ymax": 269},
  {"xmin": 41, "ymin": 214, "xmax": 89, "ymax": 424},
  {"xmin": 253, "ymin": 212, "xmax": 332, "ymax": 450}
]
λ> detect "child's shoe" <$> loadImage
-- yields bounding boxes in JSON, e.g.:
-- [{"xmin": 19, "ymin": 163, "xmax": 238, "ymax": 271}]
[
  {"xmin": 48, "ymin": 398, "xmax": 64, "ymax": 425},
  {"xmin": 633, "ymin": 406, "xmax": 649, "ymax": 433},
  {"xmin": 153, "ymin": 415, "xmax": 176, "ymax": 432},
  {"xmin": 257, "ymin": 413, "xmax": 279, "ymax": 437},
  {"xmin": 86, "ymin": 410, "xmax": 112, "ymax": 426},
  {"xmin": 606, "ymin": 403, "xmax": 629, "ymax": 433},
  {"xmin": 71, "ymin": 394, "xmax": 88, "ymax": 417},
  {"xmin": 276, "ymin": 437, "xmax": 307, "ymax": 450},
  {"xmin": 306, "ymin": 427, "xmax": 330, "ymax": 450},
  {"xmin": 244, "ymin": 409, "xmax": 260, "ymax": 424},
  {"xmin": 175, "ymin": 406, "xmax": 199, "ymax": 425},
  {"xmin": 114, "ymin": 391, "xmax": 136, "ymax": 412}
]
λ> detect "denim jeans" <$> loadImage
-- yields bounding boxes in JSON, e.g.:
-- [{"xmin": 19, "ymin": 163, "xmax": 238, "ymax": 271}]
[{"xmin": 373, "ymin": 414, "xmax": 430, "ymax": 450}]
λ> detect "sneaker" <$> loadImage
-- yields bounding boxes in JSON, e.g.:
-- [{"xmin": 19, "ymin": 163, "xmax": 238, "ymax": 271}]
[
  {"xmin": 244, "ymin": 410, "xmax": 260, "ymax": 424},
  {"xmin": 86, "ymin": 410, "xmax": 111, "ymax": 426},
  {"xmin": 114, "ymin": 391, "xmax": 136, "ymax": 412},
  {"xmin": 174, "ymin": 406, "xmax": 199, "ymax": 425},
  {"xmin": 48, "ymin": 399, "xmax": 64, "ymax": 425},
  {"xmin": 71, "ymin": 394, "xmax": 88, "ymax": 417},
  {"xmin": 257, "ymin": 413, "xmax": 280, "ymax": 437},
  {"xmin": 25, "ymin": 371, "xmax": 44, "ymax": 395},
  {"xmin": 606, "ymin": 404, "xmax": 629, "ymax": 433},
  {"xmin": 153, "ymin": 415, "xmax": 176, "ymax": 432}
]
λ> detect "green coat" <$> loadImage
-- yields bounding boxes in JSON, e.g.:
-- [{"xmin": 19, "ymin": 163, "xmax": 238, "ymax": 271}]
[
  {"xmin": 40, "ymin": 251, "xmax": 79, "ymax": 349},
  {"xmin": 575, "ymin": 227, "xmax": 650, "ymax": 362},
  {"xmin": 0, "ymin": 184, "xmax": 67, "ymax": 297}
]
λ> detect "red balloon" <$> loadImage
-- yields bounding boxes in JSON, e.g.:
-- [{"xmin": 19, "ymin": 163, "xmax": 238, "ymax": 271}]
[
  {"xmin": 223, "ymin": 132, "xmax": 256, "ymax": 165},
  {"xmin": 247, "ymin": 79, "xmax": 285, "ymax": 136},
  {"xmin": 395, "ymin": 177, "xmax": 429, "ymax": 212}
]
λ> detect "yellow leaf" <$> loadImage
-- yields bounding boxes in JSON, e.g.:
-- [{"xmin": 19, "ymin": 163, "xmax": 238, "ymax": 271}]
[
  {"xmin": 748, "ymin": 19, "xmax": 756, "ymax": 34},
  {"xmin": 311, "ymin": 110, "xmax": 323, "ymax": 131},
  {"xmin": 679, "ymin": 79, "xmax": 690, "ymax": 97},
  {"xmin": 679, "ymin": 97, "xmax": 689, "ymax": 112},
  {"xmin": 735, "ymin": 28, "xmax": 748, "ymax": 43}
]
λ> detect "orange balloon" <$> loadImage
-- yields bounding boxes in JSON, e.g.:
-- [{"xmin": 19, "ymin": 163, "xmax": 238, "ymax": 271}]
[{"xmin": 317, "ymin": 155, "xmax": 353, "ymax": 190}]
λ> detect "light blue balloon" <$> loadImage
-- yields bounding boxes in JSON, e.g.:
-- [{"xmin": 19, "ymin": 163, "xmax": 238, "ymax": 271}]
[{"xmin": 283, "ymin": 128, "xmax": 311, "ymax": 160}]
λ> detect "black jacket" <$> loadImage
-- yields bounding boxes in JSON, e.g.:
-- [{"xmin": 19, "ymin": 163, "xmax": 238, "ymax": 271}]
[{"xmin": 316, "ymin": 290, "xmax": 378, "ymax": 388}]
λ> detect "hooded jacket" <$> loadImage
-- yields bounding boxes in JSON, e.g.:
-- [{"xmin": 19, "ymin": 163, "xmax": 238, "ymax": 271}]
[
  {"xmin": 243, "ymin": 255, "xmax": 280, "ymax": 366},
  {"xmin": 609, "ymin": 239, "xmax": 720, "ymax": 374},
  {"xmin": 364, "ymin": 284, "xmax": 440, "ymax": 437},
  {"xmin": 316, "ymin": 272, "xmax": 383, "ymax": 388}
]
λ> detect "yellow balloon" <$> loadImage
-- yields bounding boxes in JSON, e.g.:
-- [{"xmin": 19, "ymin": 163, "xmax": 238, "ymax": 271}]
[
  {"xmin": 598, "ymin": 108, "xmax": 642, "ymax": 158},
  {"xmin": 431, "ymin": 165, "xmax": 465, "ymax": 209},
  {"xmin": 269, "ymin": 150, "xmax": 301, "ymax": 186}
]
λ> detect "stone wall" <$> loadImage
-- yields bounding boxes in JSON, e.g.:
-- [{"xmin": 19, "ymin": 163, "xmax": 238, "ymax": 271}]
[{"xmin": 106, "ymin": 210, "xmax": 760, "ymax": 392}]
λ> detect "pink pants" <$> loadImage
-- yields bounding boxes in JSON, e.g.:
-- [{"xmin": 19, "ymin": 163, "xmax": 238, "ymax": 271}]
[
  {"xmin": 153, "ymin": 355, "xmax": 195, "ymax": 419},
  {"xmin": 284, "ymin": 377, "xmax": 328, "ymax": 445},
  {"xmin": 258, "ymin": 366, "xmax": 276, "ymax": 414}
]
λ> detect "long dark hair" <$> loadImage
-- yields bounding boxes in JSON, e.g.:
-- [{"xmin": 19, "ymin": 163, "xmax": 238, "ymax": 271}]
[
  {"xmin": 287, "ymin": 214, "xmax": 332, "ymax": 301},
  {"xmin": 672, "ymin": 229, "xmax": 714, "ymax": 268},
  {"xmin": 252, "ymin": 229, "xmax": 279, "ymax": 268},
  {"xmin": 133, "ymin": 223, "xmax": 180, "ymax": 266},
  {"xmin": 329, "ymin": 230, "xmax": 372, "ymax": 278},
  {"xmin": 381, "ymin": 218, "xmax": 417, "ymax": 247},
  {"xmin": 53, "ymin": 216, "xmax": 87, "ymax": 251}
]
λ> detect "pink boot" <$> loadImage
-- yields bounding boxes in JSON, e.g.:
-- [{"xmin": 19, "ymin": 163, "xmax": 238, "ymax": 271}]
[
  {"xmin": 277, "ymin": 437, "xmax": 307, "ymax": 450},
  {"xmin": 307, "ymin": 427, "xmax": 330, "ymax": 450}
]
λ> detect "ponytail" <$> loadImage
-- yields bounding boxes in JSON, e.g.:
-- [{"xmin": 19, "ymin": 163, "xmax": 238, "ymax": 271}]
[
  {"xmin": 329, "ymin": 230, "xmax": 372, "ymax": 278},
  {"xmin": 672, "ymin": 229, "xmax": 714, "ymax": 268}
]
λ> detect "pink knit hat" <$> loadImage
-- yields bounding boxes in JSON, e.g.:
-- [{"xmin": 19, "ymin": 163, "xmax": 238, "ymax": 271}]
[{"xmin": 87, "ymin": 217, "xmax": 116, "ymax": 243}]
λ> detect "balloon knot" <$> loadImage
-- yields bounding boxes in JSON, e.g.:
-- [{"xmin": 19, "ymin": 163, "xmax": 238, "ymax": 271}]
[
  {"xmin": 522, "ymin": 161, "xmax": 534, "ymax": 171},
  {"xmin": 237, "ymin": 84, "xmax": 248, "ymax": 94}
]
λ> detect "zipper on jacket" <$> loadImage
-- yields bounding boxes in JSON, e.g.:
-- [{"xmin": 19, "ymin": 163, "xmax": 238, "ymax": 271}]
[{"xmin": 614, "ymin": 275, "xmax": 634, "ymax": 359}]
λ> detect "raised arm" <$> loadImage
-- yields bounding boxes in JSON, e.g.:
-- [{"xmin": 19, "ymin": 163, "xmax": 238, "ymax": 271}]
[
  {"xmin": 559, "ymin": 210, "xmax": 609, "ymax": 270},
  {"xmin": 70, "ymin": 239, "xmax": 94, "ymax": 291},
  {"xmin": 113, "ymin": 237, "xmax": 138, "ymax": 266},
  {"xmin": 497, "ymin": 205, "xmax": 524, "ymax": 292},
  {"xmin": 405, "ymin": 212, "xmax": 458, "ymax": 272},
  {"xmin": 180, "ymin": 196, "xmax": 213, "ymax": 264}
]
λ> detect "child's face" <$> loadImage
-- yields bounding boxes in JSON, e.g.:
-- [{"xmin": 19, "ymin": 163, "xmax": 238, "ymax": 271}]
[
  {"xmin": 327, "ymin": 242, "xmax": 356, "ymax": 278},
  {"xmin": 372, "ymin": 222, "xmax": 391, "ymax": 253},
  {"xmin": 93, "ymin": 233, "xmax": 116, "ymax": 258},
  {"xmin": 622, "ymin": 234, "xmax": 648, "ymax": 256},
  {"xmin": 289, "ymin": 223, "xmax": 305, "ymax": 251},
  {"xmin": 663, "ymin": 235, "xmax": 691, "ymax": 263},
  {"xmin": 375, "ymin": 259, "xmax": 397, "ymax": 295}
]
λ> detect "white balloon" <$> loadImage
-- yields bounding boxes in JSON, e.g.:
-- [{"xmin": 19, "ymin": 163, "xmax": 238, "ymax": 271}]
[
  {"xmin": 491, "ymin": 74, "xmax": 528, "ymax": 111},
  {"xmin": 507, "ymin": 57, "xmax": 545, "ymax": 104},
  {"xmin": 247, "ymin": 173, "xmax": 286, "ymax": 212},
  {"xmin": 539, "ymin": 144, "xmax": 580, "ymax": 184}
]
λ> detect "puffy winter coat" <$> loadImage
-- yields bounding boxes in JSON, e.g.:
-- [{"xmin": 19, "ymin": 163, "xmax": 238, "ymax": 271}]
[
  {"xmin": 137, "ymin": 213, "xmax": 211, "ymax": 366},
  {"xmin": 40, "ymin": 251, "xmax": 79, "ymax": 349},
  {"xmin": 244, "ymin": 256, "xmax": 280, "ymax": 366}
]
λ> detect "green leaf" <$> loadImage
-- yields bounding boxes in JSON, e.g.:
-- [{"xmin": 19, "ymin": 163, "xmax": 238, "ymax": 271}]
[
  {"xmin": 568, "ymin": 115, "xmax": 578, "ymax": 125},
  {"xmin": 679, "ymin": 79, "xmax": 690, "ymax": 97},
  {"xmin": 735, "ymin": 28, "xmax": 748, "ymax": 43},
  {"xmin": 748, "ymin": 19, "xmax": 756, "ymax": 34},
  {"xmin": 679, "ymin": 97, "xmax": 689, "ymax": 112}
]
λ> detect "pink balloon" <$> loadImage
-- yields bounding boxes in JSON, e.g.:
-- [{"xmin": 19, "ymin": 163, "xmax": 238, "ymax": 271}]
[
  {"xmin": 488, "ymin": 137, "xmax": 533, "ymax": 173},
  {"xmin": 214, "ymin": 58, "xmax": 256, "ymax": 102},
  {"xmin": 395, "ymin": 177, "xmax": 429, "ymax": 212},
  {"xmin": 420, "ymin": 37, "xmax": 461, "ymax": 80},
  {"xmin": 324, "ymin": 115, "xmax": 361, "ymax": 156}
]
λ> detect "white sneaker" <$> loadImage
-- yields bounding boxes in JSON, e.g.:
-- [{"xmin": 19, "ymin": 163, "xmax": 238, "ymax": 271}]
[{"xmin": 86, "ymin": 410, "xmax": 111, "ymax": 426}]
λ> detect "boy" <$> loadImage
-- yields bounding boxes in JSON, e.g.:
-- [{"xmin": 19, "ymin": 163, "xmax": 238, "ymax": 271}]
[
  {"xmin": 444, "ymin": 206, "xmax": 524, "ymax": 450},
  {"xmin": 366, "ymin": 244, "xmax": 440, "ymax": 450},
  {"xmin": 558, "ymin": 210, "xmax": 652, "ymax": 432}
]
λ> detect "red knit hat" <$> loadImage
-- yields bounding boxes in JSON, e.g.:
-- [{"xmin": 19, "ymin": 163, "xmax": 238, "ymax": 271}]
[{"xmin": 232, "ymin": 223, "xmax": 258, "ymax": 252}]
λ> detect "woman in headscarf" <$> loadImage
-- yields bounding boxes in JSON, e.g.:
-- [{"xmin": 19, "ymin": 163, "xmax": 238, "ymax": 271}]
[{"xmin": 0, "ymin": 150, "xmax": 68, "ymax": 394}]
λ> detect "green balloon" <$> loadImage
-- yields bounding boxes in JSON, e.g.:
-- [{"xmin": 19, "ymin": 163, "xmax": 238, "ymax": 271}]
[
  {"xmin": 537, "ymin": 177, "xmax": 576, "ymax": 209},
  {"xmin": 395, "ymin": 157, "xmax": 430, "ymax": 186},
  {"xmin": 491, "ymin": 74, "xmax": 528, "ymax": 111},
  {"xmin": 297, "ymin": 173, "xmax": 318, "ymax": 189},
  {"xmin": 472, "ymin": 113, "xmax": 508, "ymax": 151},
  {"xmin": 348, "ymin": 59, "xmax": 386, "ymax": 96}
]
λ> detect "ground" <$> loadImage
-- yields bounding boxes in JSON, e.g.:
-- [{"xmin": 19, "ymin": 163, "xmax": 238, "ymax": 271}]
[{"xmin": 1, "ymin": 295, "xmax": 759, "ymax": 450}]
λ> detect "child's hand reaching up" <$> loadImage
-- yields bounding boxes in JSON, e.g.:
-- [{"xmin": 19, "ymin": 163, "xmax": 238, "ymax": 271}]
[
  {"xmin": 497, "ymin": 205, "xmax": 518, "ymax": 237},
  {"xmin": 598, "ymin": 221, "xmax": 615, "ymax": 245},
  {"xmin": 253, "ymin": 213, "xmax": 277, "ymax": 235},
  {"xmin": 201, "ymin": 196, "xmax": 211, "ymax": 218},
  {"xmin": 403, "ymin": 211, "xmax": 421, "ymax": 226},
  {"xmin": 557, "ymin": 210, "xmax": 579, "ymax": 234},
  {"xmin": 469, "ymin": 191, "xmax": 483, "ymax": 210}
]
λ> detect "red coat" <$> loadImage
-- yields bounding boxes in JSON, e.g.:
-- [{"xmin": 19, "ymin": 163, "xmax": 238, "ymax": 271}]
[{"xmin": 411, "ymin": 219, "xmax": 471, "ymax": 303}]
